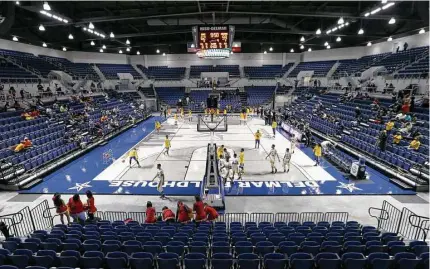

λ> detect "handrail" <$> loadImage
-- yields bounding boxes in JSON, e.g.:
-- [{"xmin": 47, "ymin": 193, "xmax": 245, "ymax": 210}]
[
  {"xmin": 368, "ymin": 206, "xmax": 389, "ymax": 230},
  {"xmin": 408, "ymin": 213, "xmax": 430, "ymax": 241}
]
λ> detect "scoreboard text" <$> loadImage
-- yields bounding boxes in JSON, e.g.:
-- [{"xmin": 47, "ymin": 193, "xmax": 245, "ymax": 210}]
[{"xmin": 198, "ymin": 26, "xmax": 229, "ymax": 50}]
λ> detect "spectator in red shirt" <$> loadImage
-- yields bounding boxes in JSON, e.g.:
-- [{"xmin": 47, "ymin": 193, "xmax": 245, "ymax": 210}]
[
  {"xmin": 145, "ymin": 201, "xmax": 156, "ymax": 223},
  {"xmin": 84, "ymin": 190, "xmax": 97, "ymax": 221},
  {"xmin": 67, "ymin": 194, "xmax": 86, "ymax": 223},
  {"xmin": 162, "ymin": 206, "xmax": 175, "ymax": 224},
  {"xmin": 401, "ymin": 103, "xmax": 410, "ymax": 113},
  {"xmin": 52, "ymin": 193, "xmax": 70, "ymax": 225},
  {"xmin": 193, "ymin": 195, "xmax": 206, "ymax": 222},
  {"xmin": 204, "ymin": 203, "xmax": 219, "ymax": 221},
  {"xmin": 176, "ymin": 201, "xmax": 192, "ymax": 223}
]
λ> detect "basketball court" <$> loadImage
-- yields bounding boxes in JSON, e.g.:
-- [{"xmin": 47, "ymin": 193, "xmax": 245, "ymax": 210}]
[{"xmin": 23, "ymin": 115, "xmax": 415, "ymax": 196}]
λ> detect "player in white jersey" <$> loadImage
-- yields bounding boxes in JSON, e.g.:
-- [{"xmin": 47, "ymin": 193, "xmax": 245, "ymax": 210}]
[
  {"xmin": 152, "ymin": 163, "xmax": 166, "ymax": 198},
  {"xmin": 219, "ymin": 158, "xmax": 232, "ymax": 184},
  {"xmin": 290, "ymin": 134, "xmax": 297, "ymax": 153},
  {"xmin": 230, "ymin": 153, "xmax": 239, "ymax": 181},
  {"xmin": 265, "ymin": 144, "xmax": 280, "ymax": 173},
  {"xmin": 283, "ymin": 148, "xmax": 292, "ymax": 173}
]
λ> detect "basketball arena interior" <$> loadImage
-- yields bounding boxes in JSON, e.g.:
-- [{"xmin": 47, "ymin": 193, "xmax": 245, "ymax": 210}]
[{"xmin": 0, "ymin": 1, "xmax": 429, "ymax": 268}]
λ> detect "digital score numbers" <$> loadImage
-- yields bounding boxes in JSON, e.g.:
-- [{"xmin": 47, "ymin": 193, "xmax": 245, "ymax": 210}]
[{"xmin": 198, "ymin": 26, "xmax": 229, "ymax": 50}]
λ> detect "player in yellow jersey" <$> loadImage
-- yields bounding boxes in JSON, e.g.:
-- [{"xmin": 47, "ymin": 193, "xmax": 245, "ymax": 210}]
[
  {"xmin": 180, "ymin": 108, "xmax": 184, "ymax": 119},
  {"xmin": 238, "ymin": 148, "xmax": 245, "ymax": 179},
  {"xmin": 188, "ymin": 109, "xmax": 192, "ymax": 122},
  {"xmin": 217, "ymin": 145, "xmax": 224, "ymax": 159},
  {"xmin": 174, "ymin": 113, "xmax": 178, "ymax": 125},
  {"xmin": 127, "ymin": 148, "xmax": 141, "ymax": 168},
  {"xmin": 246, "ymin": 107, "xmax": 250, "ymax": 118},
  {"xmin": 216, "ymin": 108, "xmax": 220, "ymax": 116},
  {"xmin": 239, "ymin": 112, "xmax": 245, "ymax": 125},
  {"xmin": 255, "ymin": 130, "xmax": 262, "ymax": 149},
  {"xmin": 223, "ymin": 109, "xmax": 227, "ymax": 116},
  {"xmin": 155, "ymin": 121, "xmax": 161, "ymax": 133},
  {"xmin": 272, "ymin": 120, "xmax": 278, "ymax": 137},
  {"xmin": 163, "ymin": 135, "xmax": 171, "ymax": 156}
]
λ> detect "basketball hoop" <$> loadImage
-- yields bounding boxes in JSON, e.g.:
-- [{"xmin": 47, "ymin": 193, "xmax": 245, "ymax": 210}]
[{"xmin": 197, "ymin": 49, "xmax": 231, "ymax": 59}]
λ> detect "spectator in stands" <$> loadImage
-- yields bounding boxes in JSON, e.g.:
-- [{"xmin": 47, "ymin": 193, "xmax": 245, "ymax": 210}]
[
  {"xmin": 193, "ymin": 195, "xmax": 206, "ymax": 223},
  {"xmin": 144, "ymin": 201, "xmax": 157, "ymax": 223},
  {"xmin": 60, "ymin": 105, "xmax": 67, "ymax": 113},
  {"xmin": 399, "ymin": 122, "xmax": 413, "ymax": 135},
  {"xmin": 396, "ymin": 46, "xmax": 400, "ymax": 53},
  {"xmin": 395, "ymin": 112, "xmax": 407, "ymax": 121},
  {"xmin": 401, "ymin": 102, "xmax": 410, "ymax": 113},
  {"xmin": 176, "ymin": 201, "xmax": 192, "ymax": 223},
  {"xmin": 161, "ymin": 206, "xmax": 175, "ymax": 224},
  {"xmin": 22, "ymin": 137, "xmax": 32, "ymax": 148},
  {"xmin": 408, "ymin": 136, "xmax": 421, "ymax": 151},
  {"xmin": 377, "ymin": 130, "xmax": 388, "ymax": 151},
  {"xmin": 393, "ymin": 132, "xmax": 402, "ymax": 144},
  {"xmin": 52, "ymin": 193, "xmax": 71, "ymax": 225},
  {"xmin": 410, "ymin": 96, "xmax": 415, "ymax": 112},
  {"xmin": 84, "ymin": 190, "xmax": 97, "ymax": 221},
  {"xmin": 385, "ymin": 119, "xmax": 395, "ymax": 132},
  {"xmin": 204, "ymin": 203, "xmax": 219, "ymax": 221},
  {"xmin": 313, "ymin": 143, "xmax": 322, "ymax": 166},
  {"xmin": 19, "ymin": 88, "xmax": 25, "ymax": 99},
  {"xmin": 12, "ymin": 142, "xmax": 26, "ymax": 153},
  {"xmin": 403, "ymin": 42, "xmax": 408, "ymax": 51},
  {"xmin": 67, "ymin": 194, "xmax": 86, "ymax": 223},
  {"xmin": 355, "ymin": 107, "xmax": 361, "ymax": 121},
  {"xmin": 404, "ymin": 113, "xmax": 412, "ymax": 122},
  {"xmin": 9, "ymin": 86, "xmax": 16, "ymax": 98}
]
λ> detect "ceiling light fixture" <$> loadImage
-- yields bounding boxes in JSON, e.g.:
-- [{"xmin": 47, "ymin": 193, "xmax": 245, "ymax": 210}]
[
  {"xmin": 338, "ymin": 17, "xmax": 344, "ymax": 24},
  {"xmin": 326, "ymin": 30, "xmax": 332, "ymax": 34},
  {"xmin": 300, "ymin": 44, "xmax": 304, "ymax": 49},
  {"xmin": 388, "ymin": 17, "xmax": 396, "ymax": 24},
  {"xmin": 382, "ymin": 2, "xmax": 395, "ymax": 10},
  {"xmin": 269, "ymin": 47, "xmax": 273, "ymax": 51},
  {"xmin": 336, "ymin": 36, "xmax": 341, "ymax": 42},
  {"xmin": 345, "ymin": 22, "xmax": 349, "ymax": 26},
  {"xmin": 15, "ymin": 1, "xmax": 19, "ymax": 5},
  {"xmin": 137, "ymin": 51, "xmax": 140, "ymax": 55},
  {"xmin": 42, "ymin": 42, "xmax": 47, "ymax": 47},
  {"xmin": 332, "ymin": 27, "xmax": 338, "ymax": 32},
  {"xmin": 110, "ymin": 32, "xmax": 115, "ymax": 38},
  {"xmin": 12, "ymin": 36, "xmax": 18, "ymax": 41},
  {"xmin": 119, "ymin": 50, "xmax": 123, "ymax": 54},
  {"xmin": 326, "ymin": 45, "xmax": 331, "ymax": 49},
  {"xmin": 381, "ymin": 0, "xmax": 388, "ymax": 3},
  {"xmin": 358, "ymin": 28, "xmax": 364, "ymax": 35},
  {"xmin": 263, "ymin": 51, "xmax": 267, "ymax": 54},
  {"xmin": 290, "ymin": 49, "xmax": 294, "ymax": 52},
  {"xmin": 308, "ymin": 48, "xmax": 312, "ymax": 52},
  {"xmin": 324, "ymin": 41, "xmax": 329, "ymax": 46},
  {"xmin": 126, "ymin": 47, "xmax": 130, "ymax": 52},
  {"xmin": 99, "ymin": 49, "xmax": 103, "ymax": 53},
  {"xmin": 88, "ymin": 22, "xmax": 94, "ymax": 29},
  {"xmin": 102, "ymin": 45, "xmax": 106, "ymax": 49},
  {"xmin": 43, "ymin": 2, "xmax": 51, "ymax": 11},
  {"xmin": 371, "ymin": 7, "xmax": 381, "ymax": 14},
  {"xmin": 156, "ymin": 49, "xmax": 160, "ymax": 53},
  {"xmin": 63, "ymin": 47, "xmax": 67, "ymax": 51},
  {"xmin": 90, "ymin": 41, "xmax": 95, "ymax": 46},
  {"xmin": 162, "ymin": 53, "xmax": 166, "ymax": 56},
  {"xmin": 300, "ymin": 36, "xmax": 305, "ymax": 42},
  {"xmin": 316, "ymin": 28, "xmax": 321, "ymax": 35},
  {"xmin": 68, "ymin": 34, "xmax": 73, "ymax": 39},
  {"xmin": 39, "ymin": 25, "xmax": 45, "ymax": 31},
  {"xmin": 367, "ymin": 42, "xmax": 372, "ymax": 46},
  {"xmin": 419, "ymin": 29, "xmax": 425, "ymax": 34},
  {"xmin": 126, "ymin": 39, "xmax": 130, "ymax": 45},
  {"xmin": 364, "ymin": 12, "xmax": 370, "ymax": 17},
  {"xmin": 387, "ymin": 37, "xmax": 393, "ymax": 41}
]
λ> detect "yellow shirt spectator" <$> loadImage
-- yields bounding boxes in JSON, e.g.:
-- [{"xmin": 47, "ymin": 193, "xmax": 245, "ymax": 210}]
[
  {"xmin": 272, "ymin": 121, "xmax": 277, "ymax": 129},
  {"xmin": 393, "ymin": 134, "xmax": 402, "ymax": 144},
  {"xmin": 409, "ymin": 139, "xmax": 421, "ymax": 150},
  {"xmin": 239, "ymin": 152, "xmax": 245, "ymax": 164},
  {"xmin": 255, "ymin": 131, "xmax": 262, "ymax": 140},
  {"xmin": 313, "ymin": 145, "xmax": 322, "ymax": 157},
  {"xmin": 14, "ymin": 143, "xmax": 25, "ymax": 152},
  {"xmin": 128, "ymin": 149, "xmax": 138, "ymax": 158},
  {"xmin": 386, "ymin": 121, "xmax": 394, "ymax": 131}
]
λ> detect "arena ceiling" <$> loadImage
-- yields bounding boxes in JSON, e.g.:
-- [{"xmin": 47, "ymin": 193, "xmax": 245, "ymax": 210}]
[{"xmin": 3, "ymin": 1, "xmax": 429, "ymax": 54}]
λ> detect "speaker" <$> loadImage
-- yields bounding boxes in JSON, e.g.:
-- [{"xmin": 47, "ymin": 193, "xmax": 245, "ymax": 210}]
[{"xmin": 0, "ymin": 2, "xmax": 15, "ymax": 35}]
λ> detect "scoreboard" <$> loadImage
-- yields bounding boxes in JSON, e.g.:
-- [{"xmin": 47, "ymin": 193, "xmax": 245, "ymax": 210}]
[{"xmin": 198, "ymin": 26, "xmax": 230, "ymax": 50}]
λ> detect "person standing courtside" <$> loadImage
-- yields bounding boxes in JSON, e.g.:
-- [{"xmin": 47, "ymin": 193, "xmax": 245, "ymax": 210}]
[{"xmin": 255, "ymin": 130, "xmax": 262, "ymax": 149}]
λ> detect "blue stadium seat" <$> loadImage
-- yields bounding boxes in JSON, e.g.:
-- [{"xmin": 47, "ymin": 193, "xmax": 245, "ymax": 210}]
[
  {"xmin": 184, "ymin": 253, "xmax": 206, "ymax": 269},
  {"xmin": 341, "ymin": 252, "xmax": 366, "ymax": 269},
  {"xmin": 59, "ymin": 250, "xmax": 80, "ymax": 268},
  {"xmin": 129, "ymin": 252, "xmax": 153, "ymax": 269},
  {"xmin": 278, "ymin": 241, "xmax": 298, "ymax": 256},
  {"xmin": 211, "ymin": 253, "xmax": 233, "ymax": 269},
  {"xmin": 106, "ymin": 251, "xmax": 128, "ymax": 269},
  {"xmin": 264, "ymin": 253, "xmax": 288, "ymax": 269},
  {"xmin": 367, "ymin": 252, "xmax": 392, "ymax": 269},
  {"xmin": 158, "ymin": 252, "xmax": 179, "ymax": 269},
  {"xmin": 315, "ymin": 252, "xmax": 341, "ymax": 269},
  {"xmin": 289, "ymin": 253, "xmax": 313, "ymax": 269},
  {"xmin": 123, "ymin": 240, "xmax": 143, "ymax": 255},
  {"xmin": 34, "ymin": 250, "xmax": 56, "ymax": 268},
  {"xmin": 394, "ymin": 252, "xmax": 420, "ymax": 269},
  {"xmin": 212, "ymin": 241, "xmax": 231, "ymax": 255},
  {"xmin": 81, "ymin": 251, "xmax": 104, "ymax": 269},
  {"xmin": 9, "ymin": 249, "xmax": 32, "ymax": 269},
  {"xmin": 300, "ymin": 241, "xmax": 320, "ymax": 256},
  {"xmin": 143, "ymin": 241, "xmax": 163, "ymax": 256},
  {"xmin": 166, "ymin": 241, "xmax": 185, "ymax": 257}
]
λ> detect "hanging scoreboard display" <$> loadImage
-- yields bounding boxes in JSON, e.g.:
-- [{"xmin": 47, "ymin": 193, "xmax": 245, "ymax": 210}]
[{"xmin": 192, "ymin": 25, "xmax": 235, "ymax": 50}]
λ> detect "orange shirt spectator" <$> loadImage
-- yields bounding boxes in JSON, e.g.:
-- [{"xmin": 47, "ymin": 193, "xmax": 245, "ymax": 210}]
[
  {"xmin": 100, "ymin": 115, "xmax": 108, "ymax": 122},
  {"xmin": 193, "ymin": 196, "xmax": 206, "ymax": 221},
  {"xmin": 68, "ymin": 195, "xmax": 84, "ymax": 215},
  {"xmin": 14, "ymin": 143, "xmax": 25, "ymax": 152},
  {"xmin": 162, "ymin": 207, "xmax": 175, "ymax": 222},
  {"xmin": 204, "ymin": 204, "xmax": 219, "ymax": 221},
  {"xmin": 176, "ymin": 201, "xmax": 191, "ymax": 223},
  {"xmin": 22, "ymin": 138, "xmax": 32, "ymax": 148},
  {"xmin": 145, "ymin": 202, "xmax": 156, "ymax": 223}
]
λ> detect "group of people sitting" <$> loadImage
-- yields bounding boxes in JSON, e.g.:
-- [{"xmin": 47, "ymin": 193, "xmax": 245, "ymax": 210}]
[
  {"xmin": 145, "ymin": 195, "xmax": 219, "ymax": 224},
  {"xmin": 21, "ymin": 109, "xmax": 40, "ymax": 120}
]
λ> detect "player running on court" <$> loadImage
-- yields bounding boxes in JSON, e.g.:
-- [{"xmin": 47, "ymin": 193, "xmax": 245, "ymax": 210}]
[
  {"xmin": 238, "ymin": 148, "xmax": 245, "ymax": 179},
  {"xmin": 217, "ymin": 145, "xmax": 224, "ymax": 159},
  {"xmin": 266, "ymin": 144, "xmax": 280, "ymax": 173},
  {"xmin": 188, "ymin": 109, "xmax": 192, "ymax": 122},
  {"xmin": 155, "ymin": 121, "xmax": 161, "ymax": 133},
  {"xmin": 231, "ymin": 153, "xmax": 239, "ymax": 181},
  {"xmin": 152, "ymin": 163, "xmax": 166, "ymax": 198},
  {"xmin": 254, "ymin": 130, "xmax": 262, "ymax": 149},
  {"xmin": 128, "ymin": 148, "xmax": 141, "ymax": 168},
  {"xmin": 283, "ymin": 148, "xmax": 292, "ymax": 173},
  {"xmin": 163, "ymin": 135, "xmax": 171, "ymax": 156}
]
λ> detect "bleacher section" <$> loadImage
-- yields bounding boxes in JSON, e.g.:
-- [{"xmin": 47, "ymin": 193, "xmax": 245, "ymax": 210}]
[
  {"xmin": 371, "ymin": 46, "xmax": 429, "ymax": 75},
  {"xmin": 0, "ymin": 49, "xmax": 57, "ymax": 78},
  {"xmin": 138, "ymin": 66, "xmax": 185, "ymax": 80},
  {"xmin": 96, "ymin": 64, "xmax": 142, "ymax": 80},
  {"xmin": 245, "ymin": 86, "xmax": 275, "ymax": 106},
  {"xmin": 39, "ymin": 55, "xmax": 98, "ymax": 79},
  {"xmin": 155, "ymin": 87, "xmax": 185, "ymax": 106},
  {"xmin": 0, "ymin": 59, "xmax": 38, "ymax": 79},
  {"xmin": 190, "ymin": 65, "xmax": 240, "ymax": 78},
  {"xmin": 0, "ymin": 210, "xmax": 428, "ymax": 269},
  {"xmin": 396, "ymin": 55, "xmax": 429, "ymax": 79},
  {"xmin": 288, "ymin": 61, "xmax": 336, "ymax": 78},
  {"xmin": 244, "ymin": 64, "xmax": 293, "ymax": 79},
  {"xmin": 332, "ymin": 53, "xmax": 391, "ymax": 77}
]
